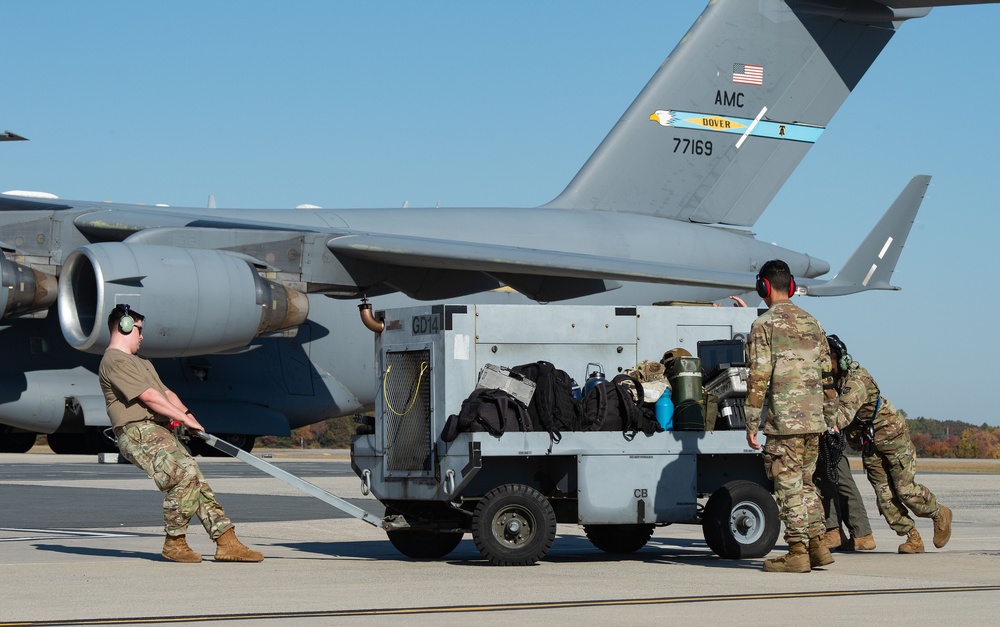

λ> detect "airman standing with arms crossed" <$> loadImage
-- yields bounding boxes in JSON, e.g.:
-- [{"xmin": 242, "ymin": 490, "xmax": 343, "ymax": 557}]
[
  {"xmin": 99, "ymin": 304, "xmax": 264, "ymax": 563},
  {"xmin": 745, "ymin": 260, "xmax": 838, "ymax": 573}
]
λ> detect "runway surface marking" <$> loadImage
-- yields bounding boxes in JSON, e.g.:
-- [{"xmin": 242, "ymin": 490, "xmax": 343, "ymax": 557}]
[
  {"xmin": 0, "ymin": 528, "xmax": 139, "ymax": 542},
  {"xmin": 4, "ymin": 585, "xmax": 1000, "ymax": 625}
]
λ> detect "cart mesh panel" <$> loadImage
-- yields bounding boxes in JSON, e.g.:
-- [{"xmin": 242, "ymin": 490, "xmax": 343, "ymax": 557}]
[{"xmin": 383, "ymin": 349, "xmax": 432, "ymax": 474}]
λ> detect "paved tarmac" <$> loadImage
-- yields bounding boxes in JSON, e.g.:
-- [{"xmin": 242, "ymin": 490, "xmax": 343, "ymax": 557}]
[{"xmin": 1, "ymin": 450, "xmax": 998, "ymax": 626}]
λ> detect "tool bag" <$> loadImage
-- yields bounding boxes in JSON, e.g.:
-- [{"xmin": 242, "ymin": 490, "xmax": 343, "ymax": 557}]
[{"xmin": 441, "ymin": 388, "xmax": 532, "ymax": 442}]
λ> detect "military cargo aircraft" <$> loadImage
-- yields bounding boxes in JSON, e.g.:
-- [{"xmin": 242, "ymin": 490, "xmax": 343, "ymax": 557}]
[{"xmin": 2, "ymin": 0, "xmax": 994, "ymax": 454}]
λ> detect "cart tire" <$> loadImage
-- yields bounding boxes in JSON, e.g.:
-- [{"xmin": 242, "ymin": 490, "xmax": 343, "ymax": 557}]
[
  {"xmin": 386, "ymin": 530, "xmax": 465, "ymax": 559},
  {"xmin": 472, "ymin": 484, "xmax": 556, "ymax": 566},
  {"xmin": 584, "ymin": 524, "xmax": 655, "ymax": 554},
  {"xmin": 702, "ymin": 480, "xmax": 779, "ymax": 559}
]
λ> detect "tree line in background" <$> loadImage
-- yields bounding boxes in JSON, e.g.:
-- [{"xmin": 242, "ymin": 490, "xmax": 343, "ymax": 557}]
[
  {"xmin": 906, "ymin": 416, "xmax": 1000, "ymax": 459},
  {"xmin": 258, "ymin": 414, "xmax": 1000, "ymax": 459}
]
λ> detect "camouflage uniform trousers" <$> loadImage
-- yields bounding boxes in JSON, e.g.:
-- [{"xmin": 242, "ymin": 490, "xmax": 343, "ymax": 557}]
[
  {"xmin": 862, "ymin": 433, "xmax": 940, "ymax": 535},
  {"xmin": 762, "ymin": 433, "xmax": 825, "ymax": 545},
  {"xmin": 117, "ymin": 422, "xmax": 233, "ymax": 539}
]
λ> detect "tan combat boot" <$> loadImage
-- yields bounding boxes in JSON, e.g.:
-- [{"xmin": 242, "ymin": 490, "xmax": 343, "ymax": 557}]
[
  {"xmin": 162, "ymin": 535, "xmax": 202, "ymax": 563},
  {"xmin": 820, "ymin": 528, "xmax": 842, "ymax": 550},
  {"xmin": 898, "ymin": 528, "xmax": 925, "ymax": 554},
  {"xmin": 214, "ymin": 527, "xmax": 264, "ymax": 562},
  {"xmin": 932, "ymin": 506, "xmax": 953, "ymax": 549},
  {"xmin": 763, "ymin": 542, "xmax": 810, "ymax": 573},
  {"xmin": 852, "ymin": 534, "xmax": 876, "ymax": 551},
  {"xmin": 808, "ymin": 535, "xmax": 835, "ymax": 567}
]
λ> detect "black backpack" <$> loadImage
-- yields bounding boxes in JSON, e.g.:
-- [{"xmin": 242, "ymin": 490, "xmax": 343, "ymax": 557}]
[
  {"xmin": 441, "ymin": 388, "xmax": 532, "ymax": 442},
  {"xmin": 582, "ymin": 374, "xmax": 661, "ymax": 438},
  {"xmin": 510, "ymin": 361, "xmax": 584, "ymax": 436}
]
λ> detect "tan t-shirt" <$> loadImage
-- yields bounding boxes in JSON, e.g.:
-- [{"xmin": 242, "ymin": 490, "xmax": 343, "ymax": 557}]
[{"xmin": 98, "ymin": 349, "xmax": 170, "ymax": 429}]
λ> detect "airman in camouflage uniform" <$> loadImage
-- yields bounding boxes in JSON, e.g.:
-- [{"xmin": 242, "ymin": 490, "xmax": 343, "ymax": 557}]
[
  {"xmin": 828, "ymin": 334, "xmax": 952, "ymax": 554},
  {"xmin": 814, "ymin": 450, "xmax": 876, "ymax": 551},
  {"xmin": 745, "ymin": 260, "xmax": 837, "ymax": 573},
  {"xmin": 99, "ymin": 304, "xmax": 264, "ymax": 564}
]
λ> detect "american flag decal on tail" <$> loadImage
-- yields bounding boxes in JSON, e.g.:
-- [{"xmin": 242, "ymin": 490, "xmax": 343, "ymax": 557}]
[{"xmin": 733, "ymin": 63, "xmax": 763, "ymax": 86}]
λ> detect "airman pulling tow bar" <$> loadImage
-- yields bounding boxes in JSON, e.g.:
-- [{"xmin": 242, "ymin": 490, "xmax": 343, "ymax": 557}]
[{"xmin": 192, "ymin": 431, "xmax": 389, "ymax": 529}]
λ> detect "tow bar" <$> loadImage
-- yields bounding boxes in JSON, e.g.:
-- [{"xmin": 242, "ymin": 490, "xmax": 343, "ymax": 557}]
[{"xmin": 193, "ymin": 431, "xmax": 385, "ymax": 529}]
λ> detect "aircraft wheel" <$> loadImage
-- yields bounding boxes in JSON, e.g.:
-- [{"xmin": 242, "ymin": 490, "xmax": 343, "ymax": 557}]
[
  {"xmin": 0, "ymin": 431, "xmax": 37, "ymax": 453},
  {"xmin": 472, "ymin": 484, "xmax": 556, "ymax": 566},
  {"xmin": 386, "ymin": 529, "xmax": 465, "ymax": 559},
  {"xmin": 46, "ymin": 433, "xmax": 90, "ymax": 455},
  {"xmin": 86, "ymin": 427, "xmax": 119, "ymax": 453},
  {"xmin": 221, "ymin": 433, "xmax": 255, "ymax": 452},
  {"xmin": 702, "ymin": 480, "xmax": 779, "ymax": 559},
  {"xmin": 584, "ymin": 524, "xmax": 655, "ymax": 554}
]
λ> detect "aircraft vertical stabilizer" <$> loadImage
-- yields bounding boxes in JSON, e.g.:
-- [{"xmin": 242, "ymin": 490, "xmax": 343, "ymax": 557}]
[{"xmin": 544, "ymin": 0, "xmax": 929, "ymax": 227}]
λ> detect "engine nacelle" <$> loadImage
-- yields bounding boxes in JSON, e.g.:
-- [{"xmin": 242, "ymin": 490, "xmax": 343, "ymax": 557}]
[
  {"xmin": 58, "ymin": 243, "xmax": 309, "ymax": 357},
  {"xmin": 1, "ymin": 255, "xmax": 58, "ymax": 319}
]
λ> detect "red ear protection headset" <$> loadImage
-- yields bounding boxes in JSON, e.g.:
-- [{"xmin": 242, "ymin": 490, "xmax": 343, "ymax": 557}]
[{"xmin": 755, "ymin": 273, "xmax": 796, "ymax": 299}]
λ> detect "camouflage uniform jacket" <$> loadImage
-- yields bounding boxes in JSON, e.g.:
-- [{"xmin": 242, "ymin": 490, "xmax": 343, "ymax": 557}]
[
  {"xmin": 835, "ymin": 363, "xmax": 909, "ymax": 451},
  {"xmin": 745, "ymin": 300, "xmax": 835, "ymax": 435}
]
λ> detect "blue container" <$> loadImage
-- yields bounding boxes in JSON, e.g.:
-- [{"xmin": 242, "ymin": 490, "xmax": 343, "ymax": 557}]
[
  {"xmin": 656, "ymin": 389, "xmax": 674, "ymax": 430},
  {"xmin": 583, "ymin": 363, "xmax": 607, "ymax": 396}
]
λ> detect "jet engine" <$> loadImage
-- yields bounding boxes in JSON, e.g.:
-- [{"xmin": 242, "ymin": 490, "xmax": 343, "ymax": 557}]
[
  {"xmin": 58, "ymin": 243, "xmax": 309, "ymax": 357},
  {"xmin": 1, "ymin": 255, "xmax": 58, "ymax": 319}
]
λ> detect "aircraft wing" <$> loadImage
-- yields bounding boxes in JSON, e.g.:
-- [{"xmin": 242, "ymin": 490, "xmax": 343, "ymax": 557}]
[
  {"xmin": 880, "ymin": 1, "xmax": 995, "ymax": 5},
  {"xmin": 1, "ymin": 131, "xmax": 28, "ymax": 142},
  {"xmin": 55, "ymin": 199, "xmax": 765, "ymax": 299},
  {"xmin": 326, "ymin": 233, "xmax": 758, "ymax": 301}
]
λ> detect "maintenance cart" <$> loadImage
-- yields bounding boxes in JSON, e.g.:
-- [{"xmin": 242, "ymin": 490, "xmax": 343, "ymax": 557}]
[{"xmin": 351, "ymin": 304, "xmax": 779, "ymax": 566}]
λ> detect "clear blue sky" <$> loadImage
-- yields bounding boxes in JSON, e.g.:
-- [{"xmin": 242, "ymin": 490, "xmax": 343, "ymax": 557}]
[{"xmin": 3, "ymin": 1, "xmax": 999, "ymax": 426}]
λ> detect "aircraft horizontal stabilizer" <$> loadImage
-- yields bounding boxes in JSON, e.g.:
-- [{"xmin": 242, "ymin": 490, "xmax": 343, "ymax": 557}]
[
  {"xmin": 804, "ymin": 175, "xmax": 930, "ymax": 296},
  {"xmin": 326, "ymin": 233, "xmax": 759, "ymax": 300}
]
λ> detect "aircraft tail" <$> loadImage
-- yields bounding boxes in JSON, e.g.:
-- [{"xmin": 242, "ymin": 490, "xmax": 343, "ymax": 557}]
[
  {"xmin": 804, "ymin": 175, "xmax": 930, "ymax": 296},
  {"xmin": 544, "ymin": 0, "xmax": 930, "ymax": 227}
]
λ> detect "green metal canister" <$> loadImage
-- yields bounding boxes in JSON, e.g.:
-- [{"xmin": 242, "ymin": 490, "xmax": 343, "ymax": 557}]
[{"xmin": 668, "ymin": 356, "xmax": 704, "ymax": 430}]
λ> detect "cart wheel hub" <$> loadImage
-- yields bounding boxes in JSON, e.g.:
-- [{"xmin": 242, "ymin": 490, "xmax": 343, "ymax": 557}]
[{"xmin": 735, "ymin": 513, "xmax": 756, "ymax": 535}]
